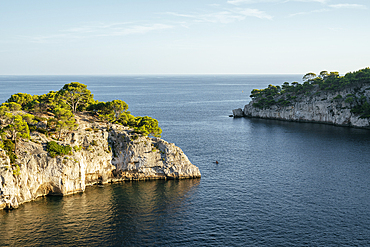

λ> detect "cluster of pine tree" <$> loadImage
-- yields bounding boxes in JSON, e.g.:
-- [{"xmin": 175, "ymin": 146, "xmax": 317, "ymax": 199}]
[
  {"xmin": 249, "ymin": 67, "xmax": 370, "ymax": 118},
  {"xmin": 0, "ymin": 82, "xmax": 162, "ymax": 163}
]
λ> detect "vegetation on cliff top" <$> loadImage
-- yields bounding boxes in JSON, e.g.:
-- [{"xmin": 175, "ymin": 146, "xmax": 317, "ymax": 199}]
[
  {"xmin": 249, "ymin": 67, "xmax": 370, "ymax": 118},
  {"xmin": 0, "ymin": 82, "xmax": 162, "ymax": 161}
]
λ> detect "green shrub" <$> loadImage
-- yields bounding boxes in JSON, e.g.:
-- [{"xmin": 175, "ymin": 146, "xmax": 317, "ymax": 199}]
[
  {"xmin": 345, "ymin": 97, "xmax": 354, "ymax": 103},
  {"xmin": 351, "ymin": 101, "xmax": 370, "ymax": 118},
  {"xmin": 3, "ymin": 140, "xmax": 17, "ymax": 164},
  {"xmin": 8, "ymin": 153, "xmax": 17, "ymax": 164},
  {"xmin": 73, "ymin": 145, "xmax": 82, "ymax": 152},
  {"xmin": 3, "ymin": 139, "xmax": 14, "ymax": 153},
  {"xmin": 46, "ymin": 141, "xmax": 72, "ymax": 158},
  {"xmin": 333, "ymin": 94, "xmax": 342, "ymax": 100},
  {"xmin": 12, "ymin": 165, "xmax": 21, "ymax": 176},
  {"xmin": 36, "ymin": 127, "xmax": 48, "ymax": 135},
  {"xmin": 34, "ymin": 116, "xmax": 47, "ymax": 122}
]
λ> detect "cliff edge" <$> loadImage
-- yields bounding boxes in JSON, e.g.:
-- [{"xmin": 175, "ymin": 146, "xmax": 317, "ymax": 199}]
[
  {"xmin": 0, "ymin": 113, "xmax": 201, "ymax": 210},
  {"xmin": 233, "ymin": 68, "xmax": 370, "ymax": 129}
]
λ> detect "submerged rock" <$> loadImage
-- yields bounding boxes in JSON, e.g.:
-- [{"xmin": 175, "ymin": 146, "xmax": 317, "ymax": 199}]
[{"xmin": 0, "ymin": 113, "xmax": 201, "ymax": 210}]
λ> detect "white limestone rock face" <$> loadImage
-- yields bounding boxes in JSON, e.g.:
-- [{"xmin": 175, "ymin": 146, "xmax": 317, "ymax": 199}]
[
  {"xmin": 109, "ymin": 129, "xmax": 201, "ymax": 180},
  {"xmin": 0, "ymin": 113, "xmax": 200, "ymax": 210},
  {"xmin": 232, "ymin": 108, "xmax": 244, "ymax": 118},
  {"xmin": 242, "ymin": 84, "xmax": 370, "ymax": 128}
]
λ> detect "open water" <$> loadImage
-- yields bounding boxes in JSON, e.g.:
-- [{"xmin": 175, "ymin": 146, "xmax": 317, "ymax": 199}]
[{"xmin": 1, "ymin": 75, "xmax": 370, "ymax": 246}]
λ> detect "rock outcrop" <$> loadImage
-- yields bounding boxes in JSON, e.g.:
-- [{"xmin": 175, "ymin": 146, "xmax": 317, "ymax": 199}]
[
  {"xmin": 232, "ymin": 108, "xmax": 244, "ymax": 118},
  {"xmin": 235, "ymin": 84, "xmax": 370, "ymax": 128},
  {"xmin": 0, "ymin": 113, "xmax": 201, "ymax": 210}
]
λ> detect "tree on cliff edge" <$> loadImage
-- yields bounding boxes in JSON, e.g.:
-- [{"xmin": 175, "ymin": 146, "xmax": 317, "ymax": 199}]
[
  {"xmin": 52, "ymin": 107, "xmax": 77, "ymax": 140},
  {"xmin": 57, "ymin": 82, "xmax": 93, "ymax": 113},
  {"xmin": 111, "ymin": 100, "xmax": 129, "ymax": 121},
  {"xmin": 3, "ymin": 114, "xmax": 31, "ymax": 153},
  {"xmin": 303, "ymin": 72, "xmax": 317, "ymax": 83}
]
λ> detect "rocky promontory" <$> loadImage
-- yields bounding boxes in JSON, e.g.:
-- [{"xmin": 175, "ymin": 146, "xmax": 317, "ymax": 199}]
[
  {"xmin": 0, "ymin": 82, "xmax": 201, "ymax": 210},
  {"xmin": 233, "ymin": 68, "xmax": 370, "ymax": 129},
  {"xmin": 0, "ymin": 112, "xmax": 201, "ymax": 210}
]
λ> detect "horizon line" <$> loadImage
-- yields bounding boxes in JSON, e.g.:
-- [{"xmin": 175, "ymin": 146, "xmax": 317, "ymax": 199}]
[{"xmin": 0, "ymin": 73, "xmax": 305, "ymax": 76}]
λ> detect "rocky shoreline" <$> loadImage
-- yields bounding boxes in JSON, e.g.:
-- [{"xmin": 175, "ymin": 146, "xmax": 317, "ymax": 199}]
[
  {"xmin": 233, "ymin": 84, "xmax": 370, "ymax": 129},
  {"xmin": 0, "ymin": 113, "xmax": 201, "ymax": 210}
]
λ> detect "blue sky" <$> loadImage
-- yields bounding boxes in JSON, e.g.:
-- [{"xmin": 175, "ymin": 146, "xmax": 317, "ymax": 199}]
[{"xmin": 0, "ymin": 0, "xmax": 369, "ymax": 75}]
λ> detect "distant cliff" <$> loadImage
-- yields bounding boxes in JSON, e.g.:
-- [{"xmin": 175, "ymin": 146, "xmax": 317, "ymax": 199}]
[
  {"xmin": 233, "ymin": 68, "xmax": 370, "ymax": 129},
  {"xmin": 0, "ymin": 113, "xmax": 201, "ymax": 210}
]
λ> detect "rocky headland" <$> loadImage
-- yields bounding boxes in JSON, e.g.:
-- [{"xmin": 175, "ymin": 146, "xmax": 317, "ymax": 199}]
[
  {"xmin": 0, "ymin": 82, "xmax": 201, "ymax": 210},
  {"xmin": 0, "ymin": 113, "xmax": 201, "ymax": 210},
  {"xmin": 233, "ymin": 68, "xmax": 370, "ymax": 129}
]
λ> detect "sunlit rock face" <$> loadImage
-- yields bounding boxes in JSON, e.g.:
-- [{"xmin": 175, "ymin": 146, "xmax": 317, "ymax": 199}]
[
  {"xmin": 241, "ymin": 85, "xmax": 370, "ymax": 128},
  {"xmin": 0, "ymin": 113, "xmax": 201, "ymax": 210}
]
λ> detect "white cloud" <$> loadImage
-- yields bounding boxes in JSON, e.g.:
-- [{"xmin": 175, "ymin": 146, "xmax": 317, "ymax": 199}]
[
  {"xmin": 106, "ymin": 24, "xmax": 173, "ymax": 36},
  {"xmin": 288, "ymin": 2, "xmax": 367, "ymax": 17},
  {"xmin": 202, "ymin": 11, "xmax": 246, "ymax": 23},
  {"xmin": 209, "ymin": 3, "xmax": 221, "ymax": 7},
  {"xmin": 295, "ymin": 0, "xmax": 328, "ymax": 3},
  {"xmin": 26, "ymin": 34, "xmax": 70, "ymax": 43},
  {"xmin": 63, "ymin": 22, "xmax": 134, "ymax": 34},
  {"xmin": 168, "ymin": 11, "xmax": 240, "ymax": 23},
  {"xmin": 329, "ymin": 4, "xmax": 367, "ymax": 9},
  {"xmin": 166, "ymin": 12, "xmax": 196, "ymax": 18},
  {"xmin": 167, "ymin": 8, "xmax": 272, "ymax": 24},
  {"xmin": 64, "ymin": 23, "xmax": 173, "ymax": 37},
  {"xmin": 233, "ymin": 8, "xmax": 273, "ymax": 19},
  {"xmin": 23, "ymin": 23, "xmax": 173, "ymax": 43},
  {"xmin": 227, "ymin": 0, "xmax": 256, "ymax": 5},
  {"xmin": 227, "ymin": 0, "xmax": 329, "ymax": 5},
  {"xmin": 288, "ymin": 8, "xmax": 329, "ymax": 17}
]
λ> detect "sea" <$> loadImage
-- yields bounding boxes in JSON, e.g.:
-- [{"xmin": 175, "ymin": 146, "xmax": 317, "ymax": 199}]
[{"xmin": 0, "ymin": 75, "xmax": 370, "ymax": 246}]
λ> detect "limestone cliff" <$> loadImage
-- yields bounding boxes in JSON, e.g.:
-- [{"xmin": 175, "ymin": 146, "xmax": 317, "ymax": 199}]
[
  {"xmin": 234, "ymin": 84, "xmax": 370, "ymax": 128},
  {"xmin": 0, "ymin": 113, "xmax": 201, "ymax": 210}
]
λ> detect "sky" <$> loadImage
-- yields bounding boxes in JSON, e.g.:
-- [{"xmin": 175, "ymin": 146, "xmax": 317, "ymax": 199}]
[{"xmin": 0, "ymin": 0, "xmax": 369, "ymax": 75}]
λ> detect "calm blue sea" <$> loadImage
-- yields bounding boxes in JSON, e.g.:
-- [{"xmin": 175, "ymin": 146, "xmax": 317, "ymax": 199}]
[{"xmin": 1, "ymin": 75, "xmax": 370, "ymax": 246}]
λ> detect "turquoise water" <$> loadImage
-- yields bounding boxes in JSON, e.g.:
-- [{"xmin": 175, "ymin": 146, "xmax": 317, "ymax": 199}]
[{"xmin": 1, "ymin": 75, "xmax": 370, "ymax": 246}]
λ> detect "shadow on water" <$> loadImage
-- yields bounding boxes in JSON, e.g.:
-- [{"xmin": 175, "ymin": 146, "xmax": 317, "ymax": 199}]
[{"xmin": 0, "ymin": 179, "xmax": 201, "ymax": 246}]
